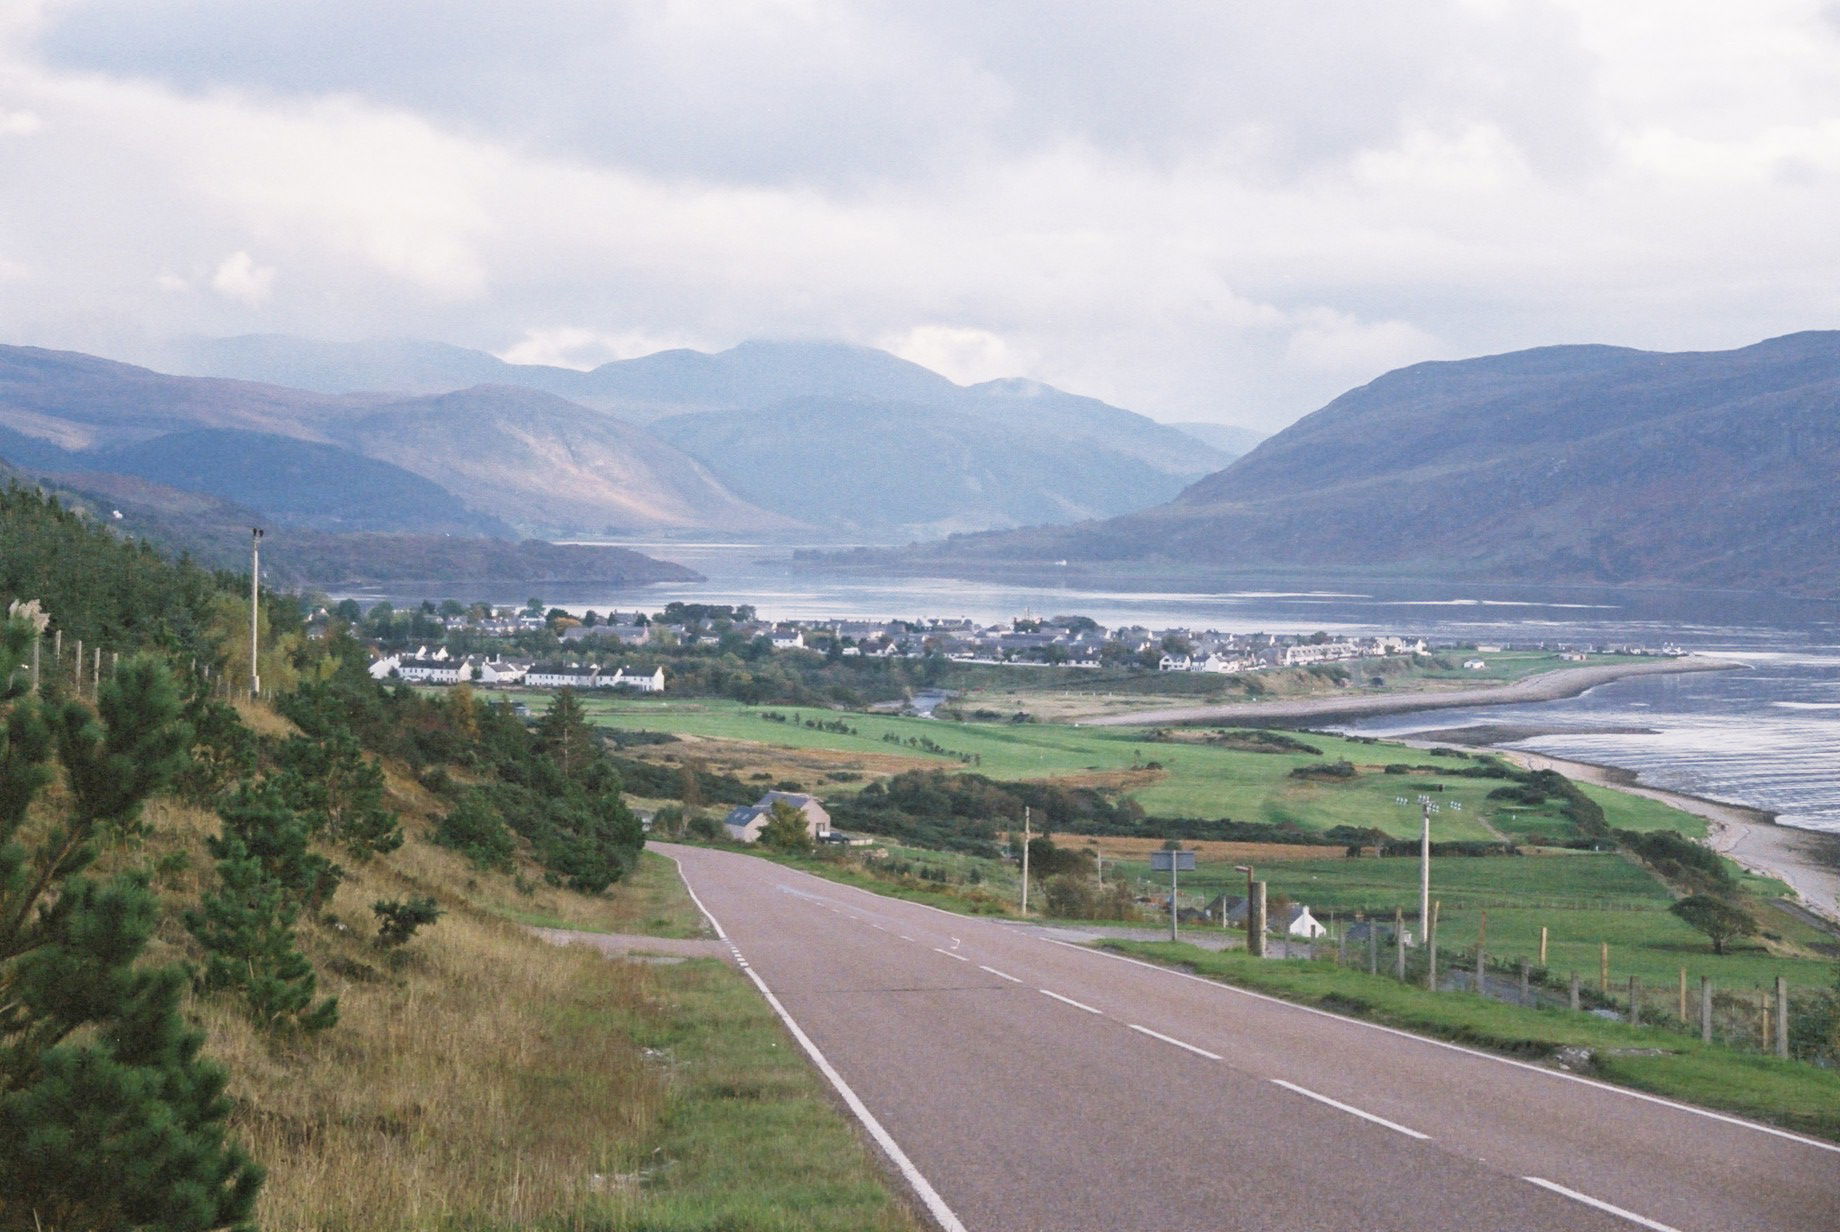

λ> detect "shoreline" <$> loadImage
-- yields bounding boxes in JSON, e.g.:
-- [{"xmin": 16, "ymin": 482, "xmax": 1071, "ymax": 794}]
[
  {"xmin": 1492, "ymin": 747, "xmax": 1840, "ymax": 927},
  {"xmin": 1080, "ymin": 655, "xmax": 1739, "ymax": 729}
]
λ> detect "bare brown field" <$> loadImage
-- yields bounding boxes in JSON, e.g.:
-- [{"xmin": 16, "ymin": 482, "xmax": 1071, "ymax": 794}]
[
  {"xmin": 1060, "ymin": 835, "xmax": 1337, "ymax": 863},
  {"xmin": 646, "ymin": 731, "xmax": 941, "ymax": 788}
]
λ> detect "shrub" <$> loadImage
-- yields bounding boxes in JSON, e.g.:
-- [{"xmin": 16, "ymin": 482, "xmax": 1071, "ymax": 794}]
[{"xmin": 372, "ymin": 896, "xmax": 444, "ymax": 947}]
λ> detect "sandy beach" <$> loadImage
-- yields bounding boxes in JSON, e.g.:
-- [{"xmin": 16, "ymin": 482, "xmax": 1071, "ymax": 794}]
[{"xmin": 1080, "ymin": 655, "xmax": 1739, "ymax": 728}]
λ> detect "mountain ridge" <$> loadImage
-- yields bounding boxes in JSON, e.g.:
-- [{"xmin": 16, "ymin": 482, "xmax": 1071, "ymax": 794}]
[{"xmin": 845, "ymin": 331, "xmax": 1840, "ymax": 598}]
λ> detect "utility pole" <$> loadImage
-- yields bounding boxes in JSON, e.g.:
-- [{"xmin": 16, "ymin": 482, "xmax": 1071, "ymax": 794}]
[
  {"xmin": 1234, "ymin": 864, "xmax": 1253, "ymax": 939},
  {"xmin": 1019, "ymin": 806, "xmax": 1031, "ymax": 916},
  {"xmin": 1418, "ymin": 800, "xmax": 1432, "ymax": 960},
  {"xmin": 249, "ymin": 528, "xmax": 263, "ymax": 698}
]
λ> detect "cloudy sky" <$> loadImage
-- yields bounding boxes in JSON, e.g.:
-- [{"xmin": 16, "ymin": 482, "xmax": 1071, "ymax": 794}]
[{"xmin": 2, "ymin": 1, "xmax": 1839, "ymax": 430}]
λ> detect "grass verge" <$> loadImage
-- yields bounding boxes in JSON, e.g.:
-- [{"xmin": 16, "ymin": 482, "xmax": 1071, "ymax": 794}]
[
  {"xmin": 486, "ymin": 849, "xmax": 713, "ymax": 938},
  {"xmin": 619, "ymin": 958, "xmax": 921, "ymax": 1232},
  {"xmin": 1104, "ymin": 939, "xmax": 1840, "ymax": 1141}
]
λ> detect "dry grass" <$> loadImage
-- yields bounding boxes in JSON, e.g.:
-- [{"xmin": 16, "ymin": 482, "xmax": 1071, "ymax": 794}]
[
  {"xmin": 644, "ymin": 731, "xmax": 938, "ymax": 789},
  {"xmin": 1063, "ymin": 836, "xmax": 1340, "ymax": 864},
  {"xmin": 128, "ymin": 797, "xmax": 671, "ymax": 1230}
]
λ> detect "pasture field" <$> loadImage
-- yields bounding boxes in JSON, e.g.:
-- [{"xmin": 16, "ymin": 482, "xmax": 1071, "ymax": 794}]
[
  {"xmin": 565, "ymin": 695, "xmax": 1709, "ymax": 845},
  {"xmin": 1105, "ymin": 850, "xmax": 1837, "ymax": 992}
]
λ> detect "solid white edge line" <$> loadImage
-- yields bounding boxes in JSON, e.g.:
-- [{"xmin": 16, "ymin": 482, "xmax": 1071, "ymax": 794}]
[
  {"xmin": 1046, "ymin": 938, "xmax": 1840, "ymax": 1156},
  {"xmin": 1039, "ymin": 989, "xmax": 1102, "ymax": 1014},
  {"xmin": 1522, "ymin": 1177, "xmax": 1684, "ymax": 1232},
  {"xmin": 1270, "ymin": 1079, "xmax": 1430, "ymax": 1140},
  {"xmin": 979, "ymin": 964, "xmax": 1023, "ymax": 983},
  {"xmin": 660, "ymin": 849, "xmax": 970, "ymax": 1232},
  {"xmin": 659, "ymin": 850, "xmax": 729, "ymax": 941},
  {"xmin": 741, "ymin": 963, "xmax": 970, "ymax": 1232},
  {"xmin": 933, "ymin": 948, "xmax": 970, "ymax": 962},
  {"xmin": 1127, "ymin": 1023, "xmax": 1222, "ymax": 1061}
]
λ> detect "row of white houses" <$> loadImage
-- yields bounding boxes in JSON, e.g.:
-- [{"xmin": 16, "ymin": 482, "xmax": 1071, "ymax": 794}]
[{"xmin": 370, "ymin": 653, "xmax": 665, "ymax": 693}]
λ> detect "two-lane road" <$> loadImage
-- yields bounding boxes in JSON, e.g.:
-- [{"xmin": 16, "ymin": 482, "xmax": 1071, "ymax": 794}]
[{"xmin": 660, "ymin": 843, "xmax": 1839, "ymax": 1232}]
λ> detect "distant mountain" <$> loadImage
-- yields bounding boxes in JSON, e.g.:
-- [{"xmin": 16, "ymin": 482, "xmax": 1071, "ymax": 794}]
[
  {"xmin": 43, "ymin": 428, "xmax": 509, "ymax": 536},
  {"xmin": 171, "ymin": 335, "xmax": 525, "ymax": 397},
  {"xmin": 1168, "ymin": 421, "xmax": 1266, "ymax": 457},
  {"xmin": 162, "ymin": 334, "xmax": 1230, "ymax": 537},
  {"xmin": 338, "ymin": 386, "xmax": 798, "ymax": 538},
  {"xmin": 1, "ymin": 468, "xmax": 697, "ymax": 588},
  {"xmin": 862, "ymin": 332, "xmax": 1840, "ymax": 598},
  {"xmin": 651, "ymin": 396, "xmax": 1195, "ymax": 538},
  {"xmin": 0, "ymin": 344, "xmax": 350, "ymax": 447},
  {"xmin": 0, "ymin": 344, "xmax": 786, "ymax": 538}
]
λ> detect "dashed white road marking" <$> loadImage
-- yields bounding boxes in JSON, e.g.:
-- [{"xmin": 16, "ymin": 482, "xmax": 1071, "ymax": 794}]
[
  {"xmin": 933, "ymin": 948, "xmax": 970, "ymax": 962},
  {"xmin": 1040, "ymin": 989, "xmax": 1102, "ymax": 1015},
  {"xmin": 1127, "ymin": 1023, "xmax": 1222, "ymax": 1061},
  {"xmin": 1051, "ymin": 939, "xmax": 1840, "ymax": 1156},
  {"xmin": 1271, "ymin": 1079, "xmax": 1430, "ymax": 1140},
  {"xmin": 979, "ymin": 965, "xmax": 1023, "ymax": 983},
  {"xmin": 899, "ymin": 934, "xmax": 914, "ymax": 942},
  {"xmin": 1522, "ymin": 1178, "xmax": 1683, "ymax": 1232}
]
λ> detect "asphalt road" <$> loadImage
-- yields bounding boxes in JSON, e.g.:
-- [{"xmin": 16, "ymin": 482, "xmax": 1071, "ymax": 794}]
[{"xmin": 658, "ymin": 843, "xmax": 1840, "ymax": 1232}]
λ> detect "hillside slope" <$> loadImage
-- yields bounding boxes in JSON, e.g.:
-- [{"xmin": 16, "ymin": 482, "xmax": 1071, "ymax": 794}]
[
  {"xmin": 170, "ymin": 336, "xmax": 1234, "ymax": 534},
  {"xmin": 341, "ymin": 386, "xmax": 800, "ymax": 537},
  {"xmin": 874, "ymin": 332, "xmax": 1840, "ymax": 597},
  {"xmin": 652, "ymin": 395, "xmax": 1197, "ymax": 537}
]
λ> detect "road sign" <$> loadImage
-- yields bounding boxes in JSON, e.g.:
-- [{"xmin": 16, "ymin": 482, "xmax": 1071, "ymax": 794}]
[{"xmin": 1150, "ymin": 850, "xmax": 1196, "ymax": 872}]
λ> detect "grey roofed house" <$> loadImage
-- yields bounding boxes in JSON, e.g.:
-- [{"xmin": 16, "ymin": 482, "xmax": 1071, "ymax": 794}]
[
  {"xmin": 1209, "ymin": 896, "xmax": 1327, "ymax": 938},
  {"xmin": 722, "ymin": 791, "xmax": 832, "ymax": 844}
]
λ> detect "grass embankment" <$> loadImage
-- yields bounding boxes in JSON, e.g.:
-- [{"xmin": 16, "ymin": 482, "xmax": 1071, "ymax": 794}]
[
  {"xmin": 129, "ymin": 793, "xmax": 918, "ymax": 1229},
  {"xmin": 1101, "ymin": 940, "xmax": 1840, "ymax": 1141}
]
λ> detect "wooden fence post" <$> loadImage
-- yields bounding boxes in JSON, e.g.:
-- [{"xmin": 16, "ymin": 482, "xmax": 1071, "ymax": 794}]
[
  {"xmin": 1539, "ymin": 925, "xmax": 1548, "ymax": 967},
  {"xmin": 1700, "ymin": 976, "xmax": 1713, "ymax": 1044},
  {"xmin": 1776, "ymin": 976, "xmax": 1789, "ymax": 1060}
]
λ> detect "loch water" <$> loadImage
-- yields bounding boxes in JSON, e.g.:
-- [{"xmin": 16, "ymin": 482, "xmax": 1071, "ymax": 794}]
[{"xmin": 373, "ymin": 542, "xmax": 1840, "ymax": 836}]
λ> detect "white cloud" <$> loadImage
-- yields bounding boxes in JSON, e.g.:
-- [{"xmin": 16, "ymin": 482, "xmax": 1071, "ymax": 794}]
[
  {"xmin": 495, "ymin": 326, "xmax": 707, "ymax": 370},
  {"xmin": 0, "ymin": 107, "xmax": 42, "ymax": 135},
  {"xmin": 210, "ymin": 251, "xmax": 273, "ymax": 304},
  {"xmin": 0, "ymin": 3, "xmax": 1838, "ymax": 430},
  {"xmin": 879, "ymin": 325, "xmax": 1036, "ymax": 387},
  {"xmin": 1283, "ymin": 311, "xmax": 1451, "ymax": 378}
]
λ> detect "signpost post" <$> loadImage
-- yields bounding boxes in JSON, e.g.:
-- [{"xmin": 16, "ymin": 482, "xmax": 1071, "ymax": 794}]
[{"xmin": 1150, "ymin": 849, "xmax": 1196, "ymax": 942}]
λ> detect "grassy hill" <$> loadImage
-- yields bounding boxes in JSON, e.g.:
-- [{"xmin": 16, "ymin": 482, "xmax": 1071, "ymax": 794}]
[{"xmin": 865, "ymin": 331, "xmax": 1840, "ymax": 597}]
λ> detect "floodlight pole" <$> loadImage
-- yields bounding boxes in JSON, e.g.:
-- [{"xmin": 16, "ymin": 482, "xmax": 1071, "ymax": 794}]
[{"xmin": 249, "ymin": 528, "xmax": 263, "ymax": 698}]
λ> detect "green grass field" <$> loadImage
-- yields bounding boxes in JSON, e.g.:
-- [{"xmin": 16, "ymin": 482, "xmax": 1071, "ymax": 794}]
[
  {"xmin": 1106, "ymin": 849, "xmax": 1836, "ymax": 992},
  {"xmin": 569, "ymin": 697, "xmax": 1682, "ymax": 843}
]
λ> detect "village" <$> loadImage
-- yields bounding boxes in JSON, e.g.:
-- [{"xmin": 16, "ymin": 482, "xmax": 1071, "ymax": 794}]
[{"xmin": 350, "ymin": 599, "xmax": 1684, "ymax": 695}]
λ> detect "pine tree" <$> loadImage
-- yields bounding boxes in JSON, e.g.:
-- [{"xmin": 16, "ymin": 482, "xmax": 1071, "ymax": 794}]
[
  {"xmin": 536, "ymin": 688, "xmax": 596, "ymax": 780},
  {"xmin": 273, "ymin": 730, "xmax": 403, "ymax": 859},
  {"xmin": 186, "ymin": 835, "xmax": 338, "ymax": 1033},
  {"xmin": 215, "ymin": 780, "xmax": 342, "ymax": 910},
  {"xmin": 0, "ymin": 617, "xmax": 262, "ymax": 1229}
]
